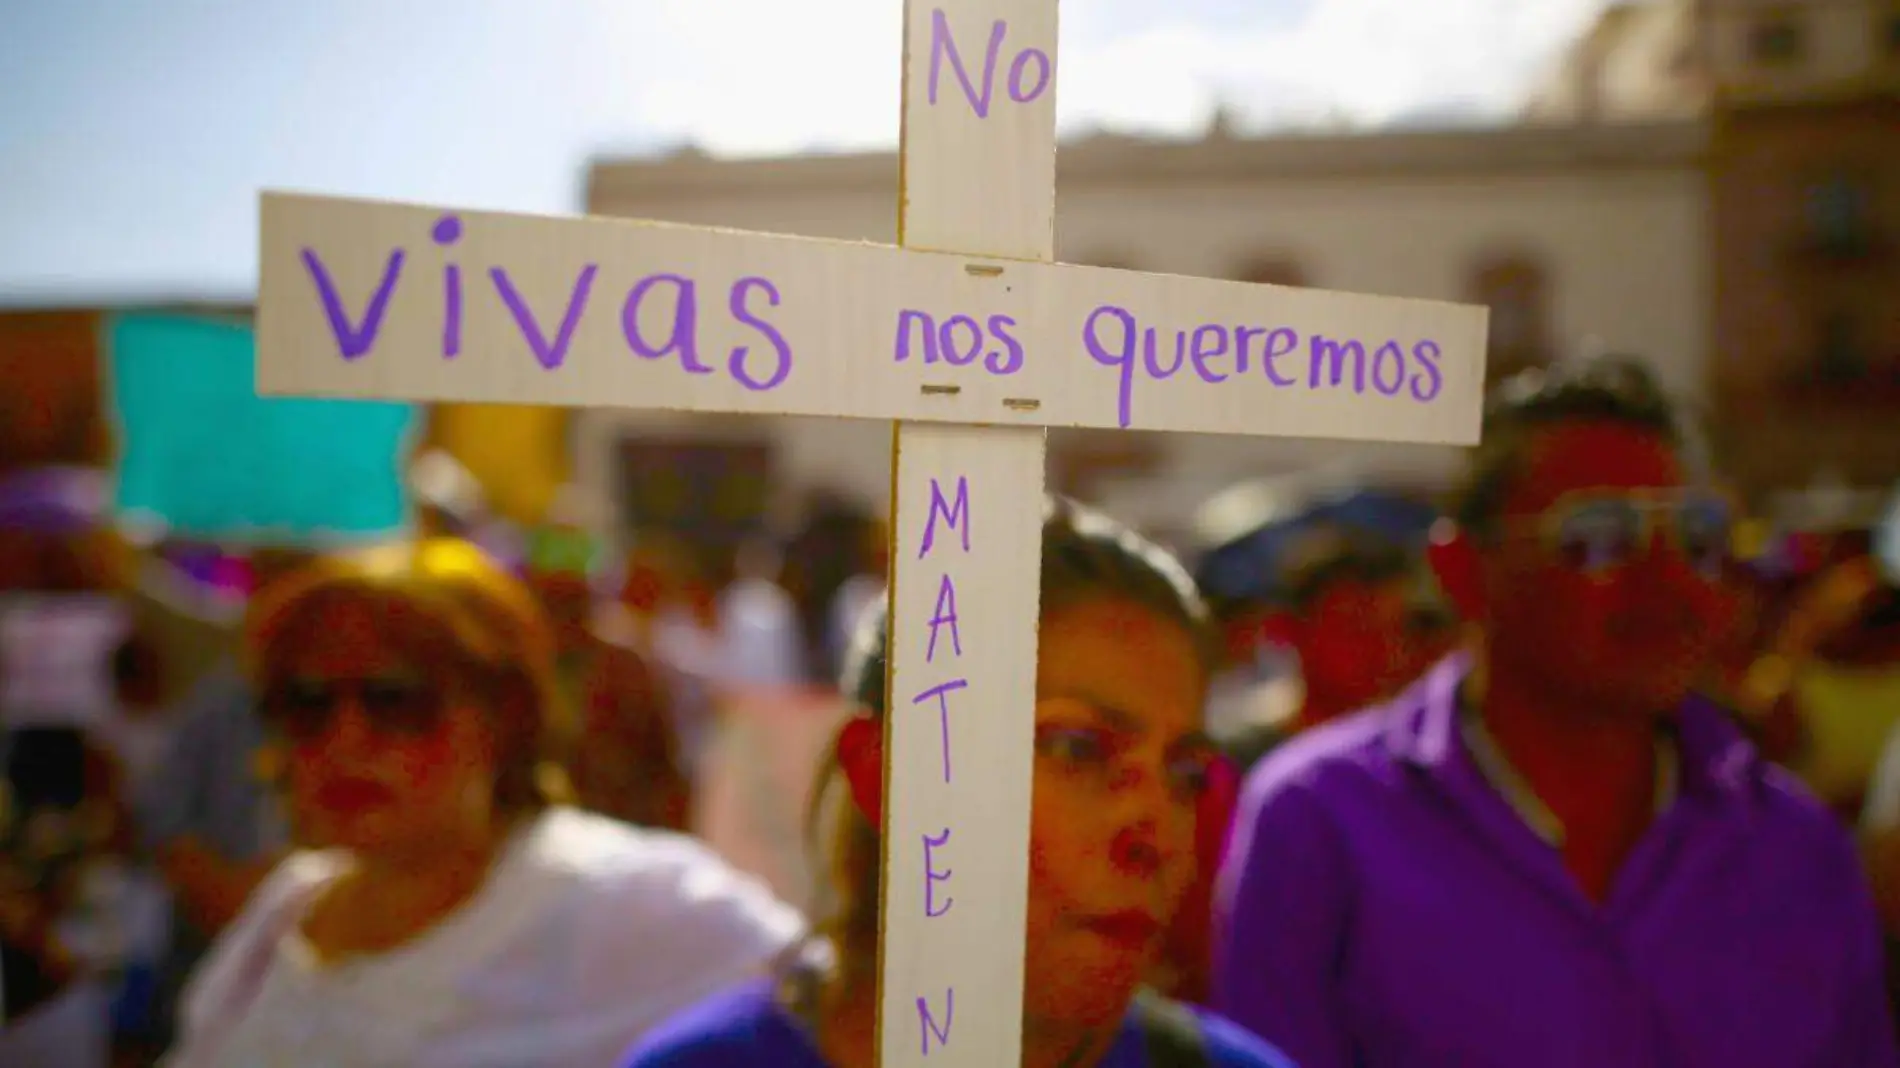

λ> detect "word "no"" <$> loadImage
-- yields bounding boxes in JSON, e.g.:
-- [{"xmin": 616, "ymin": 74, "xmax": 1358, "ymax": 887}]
[{"xmin": 927, "ymin": 8, "xmax": 1051, "ymax": 118}]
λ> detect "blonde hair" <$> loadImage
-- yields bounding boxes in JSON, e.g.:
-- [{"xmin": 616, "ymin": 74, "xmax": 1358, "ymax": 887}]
[{"xmin": 244, "ymin": 537, "xmax": 575, "ymax": 815}]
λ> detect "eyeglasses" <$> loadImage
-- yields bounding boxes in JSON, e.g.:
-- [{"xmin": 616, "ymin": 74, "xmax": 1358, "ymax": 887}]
[
  {"xmin": 1497, "ymin": 489, "xmax": 1736, "ymax": 580},
  {"xmin": 260, "ymin": 674, "xmax": 447, "ymax": 743}
]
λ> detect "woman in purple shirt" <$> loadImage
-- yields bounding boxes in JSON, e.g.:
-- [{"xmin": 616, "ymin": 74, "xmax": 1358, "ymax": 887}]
[{"xmin": 621, "ymin": 498, "xmax": 1293, "ymax": 1068}]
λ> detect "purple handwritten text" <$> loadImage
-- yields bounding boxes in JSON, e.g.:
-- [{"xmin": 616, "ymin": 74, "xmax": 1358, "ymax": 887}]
[
  {"xmin": 301, "ymin": 248, "xmax": 404, "ymax": 361},
  {"xmin": 918, "ymin": 476, "xmax": 971, "ymax": 558},
  {"xmin": 492, "ymin": 265, "xmax": 598, "ymax": 371},
  {"xmin": 926, "ymin": 574, "xmax": 963, "ymax": 662},
  {"xmin": 923, "ymin": 828, "xmax": 953, "ymax": 918},
  {"xmin": 728, "ymin": 276, "xmax": 794, "ymax": 390},
  {"xmin": 1008, "ymin": 47, "xmax": 1051, "ymax": 103},
  {"xmin": 896, "ymin": 308, "xmax": 1024, "ymax": 375},
  {"xmin": 622, "ymin": 273, "xmax": 714, "ymax": 375},
  {"xmin": 300, "ymin": 217, "xmax": 797, "ymax": 389},
  {"xmin": 1082, "ymin": 304, "xmax": 1445, "ymax": 427},
  {"xmin": 1410, "ymin": 341, "xmax": 1443, "ymax": 402},
  {"xmin": 928, "ymin": 9, "xmax": 1049, "ymax": 118},
  {"xmin": 913, "ymin": 679, "xmax": 967, "ymax": 784},
  {"xmin": 433, "ymin": 216, "xmax": 463, "ymax": 358},
  {"xmin": 918, "ymin": 989, "xmax": 954, "ymax": 1055}
]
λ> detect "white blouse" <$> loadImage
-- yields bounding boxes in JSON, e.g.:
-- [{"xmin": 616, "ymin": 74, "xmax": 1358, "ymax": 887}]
[{"xmin": 165, "ymin": 807, "xmax": 804, "ymax": 1067}]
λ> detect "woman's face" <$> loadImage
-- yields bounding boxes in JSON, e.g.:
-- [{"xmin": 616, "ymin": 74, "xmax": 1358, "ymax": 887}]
[
  {"xmin": 264, "ymin": 594, "xmax": 499, "ymax": 858},
  {"xmin": 1025, "ymin": 596, "xmax": 1212, "ymax": 1025}
]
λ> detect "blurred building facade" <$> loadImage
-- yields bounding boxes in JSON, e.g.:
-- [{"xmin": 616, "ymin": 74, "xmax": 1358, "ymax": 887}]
[
  {"xmin": 1699, "ymin": 0, "xmax": 1899, "ymax": 515},
  {"xmin": 583, "ymin": 121, "xmax": 1707, "ymax": 543},
  {"xmin": 1529, "ymin": 0, "xmax": 1900, "ymax": 516},
  {"xmin": 581, "ymin": 0, "xmax": 1898, "ymax": 539}
]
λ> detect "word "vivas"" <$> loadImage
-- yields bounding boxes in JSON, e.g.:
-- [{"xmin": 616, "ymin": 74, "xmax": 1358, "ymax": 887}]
[{"xmin": 298, "ymin": 214, "xmax": 795, "ymax": 392}]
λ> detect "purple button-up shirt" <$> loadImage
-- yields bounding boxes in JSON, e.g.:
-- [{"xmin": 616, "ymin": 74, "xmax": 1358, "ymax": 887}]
[{"xmin": 1214, "ymin": 655, "xmax": 1897, "ymax": 1068}]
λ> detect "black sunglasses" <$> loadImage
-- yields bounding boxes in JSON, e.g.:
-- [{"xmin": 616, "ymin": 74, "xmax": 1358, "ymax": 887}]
[{"xmin": 259, "ymin": 674, "xmax": 447, "ymax": 743}]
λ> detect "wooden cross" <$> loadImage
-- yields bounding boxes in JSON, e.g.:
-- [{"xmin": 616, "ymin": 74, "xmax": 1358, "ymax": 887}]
[{"xmin": 255, "ymin": 1, "xmax": 1488, "ymax": 1063}]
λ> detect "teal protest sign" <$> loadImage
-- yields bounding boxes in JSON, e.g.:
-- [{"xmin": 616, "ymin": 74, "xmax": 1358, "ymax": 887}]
[{"xmin": 108, "ymin": 312, "xmax": 416, "ymax": 542}]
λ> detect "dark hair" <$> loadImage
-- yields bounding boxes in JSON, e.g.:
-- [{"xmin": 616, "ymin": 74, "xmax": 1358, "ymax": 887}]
[
  {"xmin": 811, "ymin": 495, "xmax": 1213, "ymax": 975},
  {"xmin": 111, "ymin": 633, "xmax": 166, "ymax": 709},
  {"xmin": 783, "ymin": 493, "xmax": 883, "ymax": 683},
  {"xmin": 1454, "ymin": 354, "xmax": 1692, "ymax": 533},
  {"xmin": 838, "ymin": 496, "xmax": 1212, "ymax": 714}
]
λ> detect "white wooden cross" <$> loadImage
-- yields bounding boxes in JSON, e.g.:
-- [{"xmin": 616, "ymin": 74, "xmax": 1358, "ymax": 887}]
[{"xmin": 255, "ymin": 1, "xmax": 1488, "ymax": 1063}]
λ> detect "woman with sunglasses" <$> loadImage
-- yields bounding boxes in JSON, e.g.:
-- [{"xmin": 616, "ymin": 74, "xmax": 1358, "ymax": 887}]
[
  {"xmin": 163, "ymin": 539, "xmax": 802, "ymax": 1067},
  {"xmin": 1216, "ymin": 356, "xmax": 1895, "ymax": 1068},
  {"xmin": 619, "ymin": 498, "xmax": 1294, "ymax": 1068}
]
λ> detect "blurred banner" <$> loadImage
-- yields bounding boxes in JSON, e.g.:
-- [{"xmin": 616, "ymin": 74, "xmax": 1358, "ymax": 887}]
[{"xmin": 106, "ymin": 312, "xmax": 417, "ymax": 543}]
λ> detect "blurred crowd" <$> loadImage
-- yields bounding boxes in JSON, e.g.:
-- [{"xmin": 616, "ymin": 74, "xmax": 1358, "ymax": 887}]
[{"xmin": 3, "ymin": 353, "xmax": 1900, "ymax": 1067}]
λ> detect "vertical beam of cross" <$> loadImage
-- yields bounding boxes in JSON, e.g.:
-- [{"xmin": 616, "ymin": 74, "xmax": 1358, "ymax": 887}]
[{"xmin": 878, "ymin": 1, "xmax": 1059, "ymax": 1066}]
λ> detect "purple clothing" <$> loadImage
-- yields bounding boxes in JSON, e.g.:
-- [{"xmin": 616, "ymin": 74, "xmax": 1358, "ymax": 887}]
[
  {"xmin": 0, "ymin": 465, "xmax": 106, "ymax": 532},
  {"xmin": 1214, "ymin": 654, "xmax": 1897, "ymax": 1068}
]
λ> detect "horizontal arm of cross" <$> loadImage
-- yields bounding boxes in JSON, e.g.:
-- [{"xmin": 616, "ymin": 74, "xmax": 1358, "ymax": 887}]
[{"xmin": 259, "ymin": 191, "xmax": 1487, "ymax": 445}]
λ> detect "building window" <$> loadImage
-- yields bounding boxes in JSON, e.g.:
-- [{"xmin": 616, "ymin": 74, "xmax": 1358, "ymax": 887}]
[
  {"xmin": 1814, "ymin": 311, "xmax": 1869, "ymax": 385},
  {"xmin": 1468, "ymin": 254, "xmax": 1552, "ymax": 376},
  {"xmin": 1749, "ymin": 15, "xmax": 1805, "ymax": 65},
  {"xmin": 616, "ymin": 437, "xmax": 774, "ymax": 587},
  {"xmin": 1805, "ymin": 175, "xmax": 1874, "ymax": 258},
  {"xmin": 1234, "ymin": 256, "xmax": 1309, "ymax": 288}
]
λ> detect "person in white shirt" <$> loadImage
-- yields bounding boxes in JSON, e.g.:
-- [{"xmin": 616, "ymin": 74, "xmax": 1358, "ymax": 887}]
[
  {"xmin": 714, "ymin": 540, "xmax": 805, "ymax": 697},
  {"xmin": 163, "ymin": 538, "xmax": 803, "ymax": 1068}
]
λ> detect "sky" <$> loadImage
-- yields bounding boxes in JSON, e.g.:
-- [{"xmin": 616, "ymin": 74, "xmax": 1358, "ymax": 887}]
[{"xmin": 0, "ymin": 0, "xmax": 1611, "ymax": 304}]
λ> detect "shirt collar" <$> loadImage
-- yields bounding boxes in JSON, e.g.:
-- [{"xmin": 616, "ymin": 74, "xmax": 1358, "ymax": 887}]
[
  {"xmin": 1459, "ymin": 695, "xmax": 1679, "ymax": 848},
  {"xmin": 1387, "ymin": 652, "xmax": 1759, "ymax": 842}
]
